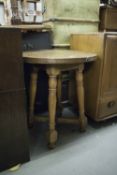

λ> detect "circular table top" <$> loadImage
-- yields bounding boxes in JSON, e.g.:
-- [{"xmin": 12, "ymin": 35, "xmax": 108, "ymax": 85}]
[{"xmin": 23, "ymin": 49, "xmax": 96, "ymax": 65}]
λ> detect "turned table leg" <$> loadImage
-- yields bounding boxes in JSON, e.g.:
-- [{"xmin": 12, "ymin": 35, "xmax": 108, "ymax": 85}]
[
  {"xmin": 56, "ymin": 74, "xmax": 63, "ymax": 117},
  {"xmin": 47, "ymin": 68, "xmax": 60, "ymax": 148},
  {"xmin": 29, "ymin": 66, "xmax": 38, "ymax": 127},
  {"xmin": 76, "ymin": 64, "xmax": 87, "ymax": 132}
]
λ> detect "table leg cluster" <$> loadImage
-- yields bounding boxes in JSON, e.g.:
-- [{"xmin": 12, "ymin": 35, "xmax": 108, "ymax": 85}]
[{"xmin": 28, "ymin": 64, "xmax": 87, "ymax": 148}]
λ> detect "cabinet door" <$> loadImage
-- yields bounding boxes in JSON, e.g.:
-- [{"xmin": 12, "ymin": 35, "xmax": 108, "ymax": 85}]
[
  {"xmin": 0, "ymin": 91, "xmax": 29, "ymax": 171},
  {"xmin": 102, "ymin": 35, "xmax": 117, "ymax": 95},
  {"xmin": 0, "ymin": 28, "xmax": 24, "ymax": 91},
  {"xmin": 99, "ymin": 34, "xmax": 117, "ymax": 118}
]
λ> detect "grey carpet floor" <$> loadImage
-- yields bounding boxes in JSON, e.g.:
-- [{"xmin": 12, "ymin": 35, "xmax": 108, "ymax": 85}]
[{"xmin": 1, "ymin": 110, "xmax": 117, "ymax": 175}]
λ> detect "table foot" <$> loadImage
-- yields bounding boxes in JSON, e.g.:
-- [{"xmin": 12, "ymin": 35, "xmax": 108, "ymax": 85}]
[
  {"xmin": 48, "ymin": 143, "xmax": 56, "ymax": 149},
  {"xmin": 79, "ymin": 116, "xmax": 87, "ymax": 132},
  {"xmin": 9, "ymin": 164, "xmax": 21, "ymax": 172},
  {"xmin": 47, "ymin": 130, "xmax": 58, "ymax": 149}
]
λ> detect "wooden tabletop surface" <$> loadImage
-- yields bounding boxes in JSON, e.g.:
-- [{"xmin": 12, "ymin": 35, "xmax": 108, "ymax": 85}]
[{"xmin": 23, "ymin": 49, "xmax": 96, "ymax": 65}]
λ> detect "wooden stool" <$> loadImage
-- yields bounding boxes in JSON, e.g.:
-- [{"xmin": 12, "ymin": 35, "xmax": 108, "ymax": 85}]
[{"xmin": 23, "ymin": 49, "xmax": 96, "ymax": 148}]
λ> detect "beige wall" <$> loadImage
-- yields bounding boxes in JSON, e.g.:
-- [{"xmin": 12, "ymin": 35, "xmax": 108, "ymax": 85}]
[{"xmin": 44, "ymin": 0, "xmax": 100, "ymax": 45}]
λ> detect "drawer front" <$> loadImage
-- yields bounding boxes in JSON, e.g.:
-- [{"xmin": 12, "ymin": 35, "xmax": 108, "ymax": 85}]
[
  {"xmin": 22, "ymin": 31, "xmax": 52, "ymax": 51},
  {"xmin": 98, "ymin": 97, "xmax": 117, "ymax": 119}
]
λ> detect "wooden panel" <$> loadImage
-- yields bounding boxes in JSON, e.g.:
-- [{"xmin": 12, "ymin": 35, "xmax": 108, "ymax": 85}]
[
  {"xmin": 0, "ymin": 91, "xmax": 29, "ymax": 172},
  {"xmin": 0, "ymin": 28, "xmax": 24, "ymax": 91},
  {"xmin": 70, "ymin": 33, "xmax": 104, "ymax": 119},
  {"xmin": 0, "ymin": 28, "xmax": 29, "ymax": 172},
  {"xmin": 98, "ymin": 34, "xmax": 117, "ymax": 119},
  {"xmin": 102, "ymin": 35, "xmax": 117, "ymax": 95},
  {"xmin": 100, "ymin": 7, "xmax": 117, "ymax": 30}
]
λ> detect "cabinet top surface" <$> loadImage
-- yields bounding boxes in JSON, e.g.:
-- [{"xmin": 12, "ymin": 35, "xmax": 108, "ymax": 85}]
[
  {"xmin": 23, "ymin": 49, "xmax": 96, "ymax": 65},
  {"xmin": 0, "ymin": 24, "xmax": 52, "ymax": 31},
  {"xmin": 71, "ymin": 32, "xmax": 117, "ymax": 36}
]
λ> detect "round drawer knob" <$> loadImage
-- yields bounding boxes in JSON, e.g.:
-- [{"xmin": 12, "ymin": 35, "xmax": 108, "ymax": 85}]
[{"xmin": 107, "ymin": 101, "xmax": 116, "ymax": 108}]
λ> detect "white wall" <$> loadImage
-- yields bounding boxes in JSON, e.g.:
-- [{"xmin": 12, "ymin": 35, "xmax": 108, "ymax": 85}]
[
  {"xmin": 0, "ymin": 3, "xmax": 5, "ymax": 25},
  {"xmin": 0, "ymin": 0, "xmax": 43, "ymax": 25}
]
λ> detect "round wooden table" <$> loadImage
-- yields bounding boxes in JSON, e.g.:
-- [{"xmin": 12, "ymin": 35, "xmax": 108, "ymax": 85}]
[{"xmin": 23, "ymin": 49, "xmax": 96, "ymax": 148}]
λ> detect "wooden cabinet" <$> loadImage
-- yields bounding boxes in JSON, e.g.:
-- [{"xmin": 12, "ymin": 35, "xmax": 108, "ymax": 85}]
[
  {"xmin": 71, "ymin": 32, "xmax": 117, "ymax": 121},
  {"xmin": 100, "ymin": 6, "xmax": 117, "ymax": 30},
  {"xmin": 0, "ymin": 28, "xmax": 29, "ymax": 172}
]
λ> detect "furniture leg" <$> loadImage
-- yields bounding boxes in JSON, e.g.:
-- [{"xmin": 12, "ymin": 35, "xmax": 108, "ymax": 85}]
[
  {"xmin": 56, "ymin": 74, "xmax": 63, "ymax": 117},
  {"xmin": 76, "ymin": 64, "xmax": 87, "ymax": 132},
  {"xmin": 9, "ymin": 164, "xmax": 21, "ymax": 172},
  {"xmin": 47, "ymin": 68, "xmax": 60, "ymax": 148},
  {"xmin": 29, "ymin": 66, "xmax": 38, "ymax": 127}
]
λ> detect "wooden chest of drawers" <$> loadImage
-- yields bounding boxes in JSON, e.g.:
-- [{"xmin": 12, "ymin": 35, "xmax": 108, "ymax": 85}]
[{"xmin": 71, "ymin": 32, "xmax": 117, "ymax": 121}]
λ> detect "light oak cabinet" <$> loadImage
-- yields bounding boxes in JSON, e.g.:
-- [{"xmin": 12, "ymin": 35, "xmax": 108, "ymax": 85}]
[{"xmin": 71, "ymin": 33, "xmax": 117, "ymax": 121}]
